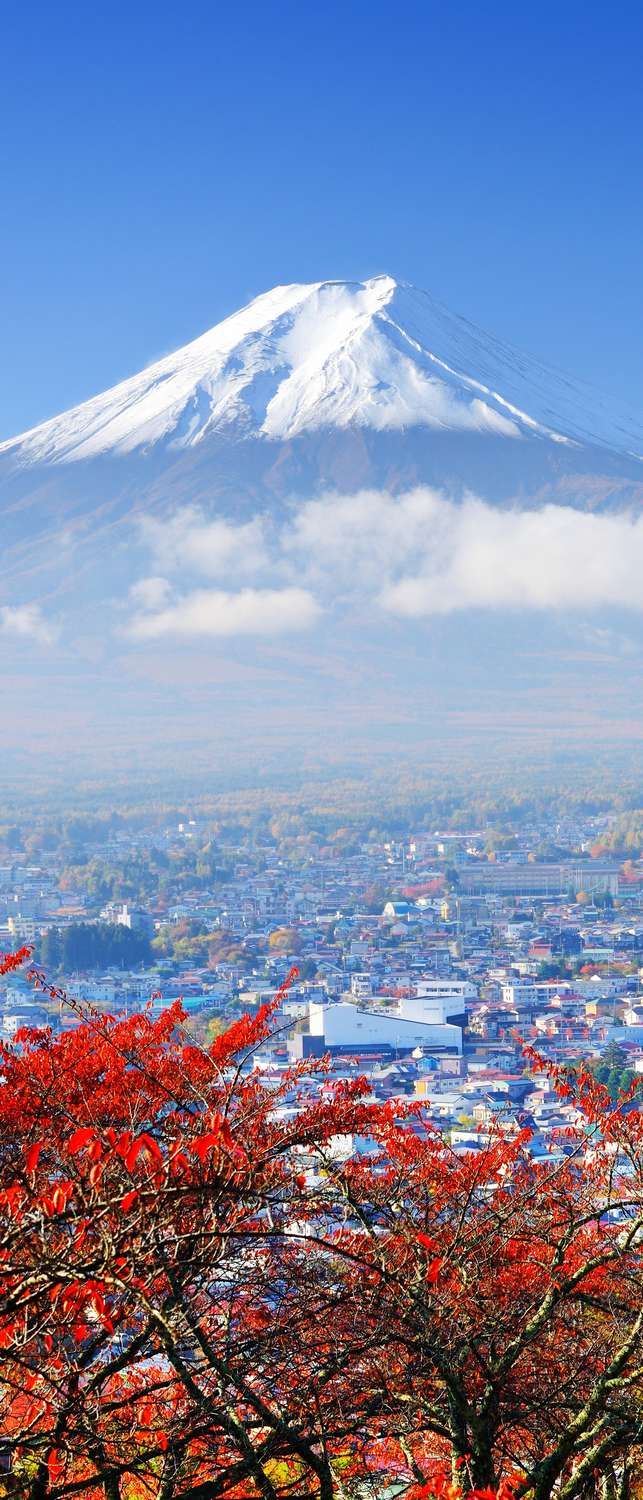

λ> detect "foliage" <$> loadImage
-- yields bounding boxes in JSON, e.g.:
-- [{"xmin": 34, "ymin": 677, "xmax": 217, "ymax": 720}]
[
  {"xmin": 7, "ymin": 760, "xmax": 643, "ymax": 872},
  {"xmin": 38, "ymin": 923, "xmax": 151, "ymax": 973},
  {"xmin": 268, "ymin": 927, "xmax": 300, "ymax": 952},
  {"xmin": 586, "ymin": 1046, "xmax": 641, "ymax": 1102},
  {"xmin": 1, "ymin": 951, "xmax": 643, "ymax": 1500},
  {"xmin": 537, "ymin": 961, "xmax": 571, "ymax": 980}
]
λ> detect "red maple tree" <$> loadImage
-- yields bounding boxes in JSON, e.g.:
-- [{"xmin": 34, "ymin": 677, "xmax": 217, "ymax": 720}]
[
  {"xmin": 0, "ymin": 954, "xmax": 397, "ymax": 1500},
  {"xmin": 0, "ymin": 950, "xmax": 642, "ymax": 1500},
  {"xmin": 314, "ymin": 1055, "xmax": 643, "ymax": 1500}
]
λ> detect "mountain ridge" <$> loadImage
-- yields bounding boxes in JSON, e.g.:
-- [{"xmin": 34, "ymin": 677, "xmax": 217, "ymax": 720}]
[{"xmin": 3, "ymin": 274, "xmax": 642, "ymax": 468}]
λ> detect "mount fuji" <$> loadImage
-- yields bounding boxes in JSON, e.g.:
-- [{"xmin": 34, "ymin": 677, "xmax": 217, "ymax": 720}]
[
  {"xmin": 2, "ymin": 275, "xmax": 643, "ymax": 552},
  {"xmin": 2, "ymin": 274, "xmax": 643, "ymax": 781},
  {"xmin": 3, "ymin": 273, "xmax": 643, "ymax": 463}
]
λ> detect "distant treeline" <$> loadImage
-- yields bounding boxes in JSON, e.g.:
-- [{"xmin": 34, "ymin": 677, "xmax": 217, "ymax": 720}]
[
  {"xmin": 38, "ymin": 923, "xmax": 151, "ymax": 974},
  {"xmin": 2, "ymin": 767, "xmax": 643, "ymax": 905},
  {"xmin": 6, "ymin": 760, "xmax": 643, "ymax": 852}
]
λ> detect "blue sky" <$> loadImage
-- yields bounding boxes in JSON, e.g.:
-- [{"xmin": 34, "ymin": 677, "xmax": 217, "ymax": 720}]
[{"xmin": 1, "ymin": 0, "xmax": 642, "ymax": 438}]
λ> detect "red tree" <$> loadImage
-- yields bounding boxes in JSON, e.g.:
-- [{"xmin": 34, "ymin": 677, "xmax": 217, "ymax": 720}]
[
  {"xmin": 1, "ymin": 951, "xmax": 643, "ymax": 1500},
  {"xmin": 310, "ymin": 1056, "xmax": 643, "ymax": 1500},
  {"xmin": 0, "ymin": 955, "xmax": 397, "ymax": 1500}
]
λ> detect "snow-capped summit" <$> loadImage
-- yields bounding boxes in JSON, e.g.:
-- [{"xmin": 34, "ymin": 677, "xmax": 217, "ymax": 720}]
[{"xmin": 3, "ymin": 274, "xmax": 642, "ymax": 467}]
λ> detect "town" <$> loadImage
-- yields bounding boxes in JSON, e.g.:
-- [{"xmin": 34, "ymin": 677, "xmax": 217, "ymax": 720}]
[{"xmin": 3, "ymin": 797, "xmax": 643, "ymax": 1159}]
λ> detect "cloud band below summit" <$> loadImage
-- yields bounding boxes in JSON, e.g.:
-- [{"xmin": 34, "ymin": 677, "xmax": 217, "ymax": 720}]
[{"xmin": 126, "ymin": 489, "xmax": 643, "ymax": 638}]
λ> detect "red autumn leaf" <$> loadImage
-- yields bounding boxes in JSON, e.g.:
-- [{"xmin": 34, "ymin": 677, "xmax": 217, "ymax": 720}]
[
  {"xmin": 139, "ymin": 1131, "xmax": 163, "ymax": 1164},
  {"xmin": 190, "ymin": 1132, "xmax": 221, "ymax": 1163},
  {"xmin": 0, "ymin": 1321, "xmax": 16, "ymax": 1349},
  {"xmin": 73, "ymin": 1219, "xmax": 89, "ymax": 1248},
  {"xmin": 124, "ymin": 1133, "xmax": 162, "ymax": 1171},
  {"xmin": 0, "ymin": 946, "xmax": 32, "ymax": 976},
  {"xmin": 182, "ymin": 1045, "xmax": 201, "ymax": 1065},
  {"xmin": 417, "ymin": 1231, "xmax": 436, "ymax": 1251},
  {"xmin": 67, "ymin": 1127, "xmax": 98, "ymax": 1154},
  {"xmin": 115, "ymin": 1131, "xmax": 133, "ymax": 1159},
  {"xmin": 124, "ymin": 1139, "xmax": 142, "ymax": 1172},
  {"xmin": 426, "ymin": 1257, "xmax": 443, "ymax": 1284},
  {"xmin": 121, "ymin": 1189, "xmax": 139, "ymax": 1212},
  {"xmin": 48, "ymin": 1450, "xmax": 65, "ymax": 1485},
  {"xmin": 25, "ymin": 1142, "xmax": 41, "ymax": 1172},
  {"xmin": 497, "ymin": 1483, "xmax": 519, "ymax": 1500}
]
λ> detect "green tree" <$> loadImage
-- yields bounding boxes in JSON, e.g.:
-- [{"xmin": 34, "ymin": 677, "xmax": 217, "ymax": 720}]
[
  {"xmin": 606, "ymin": 1067, "xmax": 622, "ymax": 1103},
  {"xmin": 602, "ymin": 1040, "xmax": 628, "ymax": 1071},
  {"xmin": 39, "ymin": 926, "xmax": 63, "ymax": 972},
  {"xmin": 38, "ymin": 922, "xmax": 151, "ymax": 973}
]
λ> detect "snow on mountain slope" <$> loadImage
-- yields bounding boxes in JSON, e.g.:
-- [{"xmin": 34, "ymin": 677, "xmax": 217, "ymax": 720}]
[{"xmin": 3, "ymin": 275, "xmax": 641, "ymax": 468}]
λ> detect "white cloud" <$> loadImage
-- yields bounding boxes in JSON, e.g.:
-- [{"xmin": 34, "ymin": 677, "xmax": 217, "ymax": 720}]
[
  {"xmin": 377, "ymin": 496, "xmax": 643, "ymax": 616},
  {"xmin": 140, "ymin": 507, "xmax": 268, "ymax": 580},
  {"xmin": 281, "ymin": 488, "xmax": 643, "ymax": 617},
  {"xmin": 0, "ymin": 604, "xmax": 56, "ymax": 646},
  {"xmin": 129, "ymin": 488, "xmax": 643, "ymax": 638},
  {"xmin": 127, "ymin": 586, "xmax": 320, "ymax": 640},
  {"xmin": 283, "ymin": 488, "xmax": 448, "ymax": 594}
]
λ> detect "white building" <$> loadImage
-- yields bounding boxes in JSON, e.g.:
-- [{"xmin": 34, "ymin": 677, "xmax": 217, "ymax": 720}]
[
  {"xmin": 70, "ymin": 979, "xmax": 117, "ymax": 1003},
  {"xmin": 303, "ymin": 977, "xmax": 472, "ymax": 1058},
  {"xmin": 304, "ymin": 1000, "xmax": 463, "ymax": 1055},
  {"xmin": 501, "ymin": 981, "xmax": 539, "ymax": 1009},
  {"xmin": 7, "ymin": 916, "xmax": 41, "ymax": 943},
  {"xmin": 575, "ymin": 976, "xmax": 628, "ymax": 999},
  {"xmin": 407, "ymin": 978, "xmax": 477, "ymax": 1018}
]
